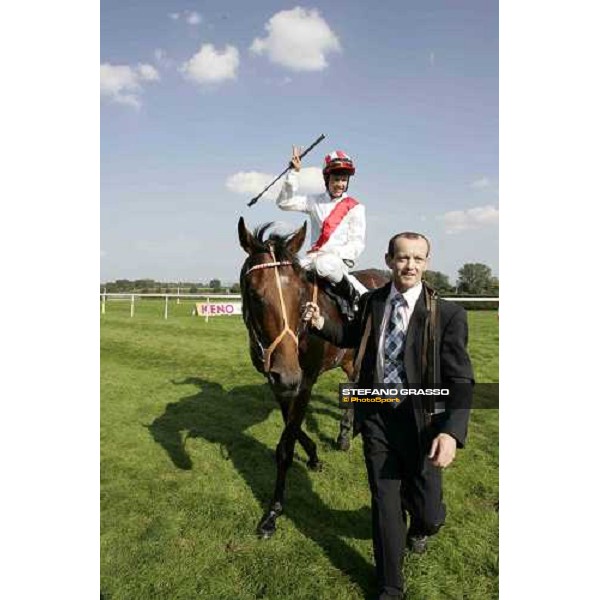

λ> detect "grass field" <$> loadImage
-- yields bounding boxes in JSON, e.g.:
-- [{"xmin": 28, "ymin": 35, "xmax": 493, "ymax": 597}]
[{"xmin": 101, "ymin": 299, "xmax": 498, "ymax": 600}]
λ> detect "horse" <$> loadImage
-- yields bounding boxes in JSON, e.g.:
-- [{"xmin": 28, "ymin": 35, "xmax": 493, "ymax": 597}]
[{"xmin": 238, "ymin": 217, "xmax": 388, "ymax": 538}]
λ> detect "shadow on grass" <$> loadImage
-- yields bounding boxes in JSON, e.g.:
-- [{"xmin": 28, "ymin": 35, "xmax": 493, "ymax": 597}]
[{"xmin": 148, "ymin": 377, "xmax": 374, "ymax": 598}]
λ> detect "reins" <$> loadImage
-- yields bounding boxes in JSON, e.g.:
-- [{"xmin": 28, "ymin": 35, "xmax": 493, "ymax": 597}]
[{"xmin": 244, "ymin": 246, "xmax": 318, "ymax": 373}]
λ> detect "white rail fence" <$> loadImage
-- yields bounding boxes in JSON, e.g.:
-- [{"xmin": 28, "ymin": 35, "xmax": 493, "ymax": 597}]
[
  {"xmin": 100, "ymin": 292, "xmax": 242, "ymax": 321},
  {"xmin": 100, "ymin": 291, "xmax": 498, "ymax": 321}
]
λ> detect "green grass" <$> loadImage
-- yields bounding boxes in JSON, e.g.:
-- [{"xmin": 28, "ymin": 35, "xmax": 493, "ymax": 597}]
[{"xmin": 101, "ymin": 303, "xmax": 498, "ymax": 600}]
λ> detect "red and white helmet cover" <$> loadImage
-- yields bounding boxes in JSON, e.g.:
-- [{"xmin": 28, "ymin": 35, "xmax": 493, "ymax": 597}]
[{"xmin": 322, "ymin": 150, "xmax": 355, "ymax": 176}]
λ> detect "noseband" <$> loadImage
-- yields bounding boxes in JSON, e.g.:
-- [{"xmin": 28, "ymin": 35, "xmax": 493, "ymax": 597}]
[{"xmin": 244, "ymin": 246, "xmax": 318, "ymax": 373}]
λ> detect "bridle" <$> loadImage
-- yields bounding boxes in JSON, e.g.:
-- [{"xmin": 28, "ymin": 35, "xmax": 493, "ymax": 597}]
[{"xmin": 244, "ymin": 245, "xmax": 318, "ymax": 373}]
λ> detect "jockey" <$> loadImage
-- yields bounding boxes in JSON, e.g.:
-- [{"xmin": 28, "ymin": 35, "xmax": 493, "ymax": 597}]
[{"xmin": 276, "ymin": 146, "xmax": 368, "ymax": 313}]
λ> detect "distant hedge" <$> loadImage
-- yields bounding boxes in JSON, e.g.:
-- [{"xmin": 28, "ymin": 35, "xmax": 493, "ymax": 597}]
[{"xmin": 442, "ymin": 297, "xmax": 499, "ymax": 311}]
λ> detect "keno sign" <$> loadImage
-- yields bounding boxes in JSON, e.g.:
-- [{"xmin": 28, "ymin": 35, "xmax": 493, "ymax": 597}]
[{"xmin": 194, "ymin": 302, "xmax": 242, "ymax": 316}]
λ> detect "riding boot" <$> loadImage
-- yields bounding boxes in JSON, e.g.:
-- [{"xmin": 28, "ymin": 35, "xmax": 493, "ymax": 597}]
[{"xmin": 334, "ymin": 277, "xmax": 360, "ymax": 321}]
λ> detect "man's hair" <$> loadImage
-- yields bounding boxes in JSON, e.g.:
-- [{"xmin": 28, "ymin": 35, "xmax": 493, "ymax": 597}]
[{"xmin": 387, "ymin": 232, "xmax": 431, "ymax": 257}]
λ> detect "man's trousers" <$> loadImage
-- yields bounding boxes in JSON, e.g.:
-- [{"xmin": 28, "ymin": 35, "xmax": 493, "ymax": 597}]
[{"xmin": 361, "ymin": 406, "xmax": 446, "ymax": 596}]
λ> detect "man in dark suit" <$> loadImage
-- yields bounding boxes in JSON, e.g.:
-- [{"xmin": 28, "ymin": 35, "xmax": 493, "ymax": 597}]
[{"xmin": 302, "ymin": 232, "xmax": 474, "ymax": 600}]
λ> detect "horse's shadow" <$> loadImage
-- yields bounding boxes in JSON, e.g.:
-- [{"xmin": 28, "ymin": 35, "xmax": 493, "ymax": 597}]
[{"xmin": 148, "ymin": 377, "xmax": 374, "ymax": 598}]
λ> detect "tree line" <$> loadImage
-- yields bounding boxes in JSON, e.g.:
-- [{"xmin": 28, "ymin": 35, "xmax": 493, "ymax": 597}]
[
  {"xmin": 425, "ymin": 263, "xmax": 499, "ymax": 296},
  {"xmin": 100, "ymin": 279, "xmax": 239, "ymax": 294},
  {"xmin": 101, "ymin": 263, "xmax": 498, "ymax": 297}
]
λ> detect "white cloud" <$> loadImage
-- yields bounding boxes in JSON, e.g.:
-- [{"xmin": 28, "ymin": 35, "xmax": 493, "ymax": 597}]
[
  {"xmin": 137, "ymin": 63, "xmax": 160, "ymax": 81},
  {"xmin": 226, "ymin": 167, "xmax": 325, "ymax": 200},
  {"xmin": 470, "ymin": 177, "xmax": 491, "ymax": 189},
  {"xmin": 227, "ymin": 171, "xmax": 280, "ymax": 200},
  {"xmin": 100, "ymin": 63, "xmax": 160, "ymax": 109},
  {"xmin": 170, "ymin": 10, "xmax": 202, "ymax": 25},
  {"xmin": 441, "ymin": 205, "xmax": 499, "ymax": 234},
  {"xmin": 250, "ymin": 7, "xmax": 341, "ymax": 71},
  {"xmin": 186, "ymin": 11, "xmax": 202, "ymax": 25},
  {"xmin": 180, "ymin": 44, "xmax": 239, "ymax": 85}
]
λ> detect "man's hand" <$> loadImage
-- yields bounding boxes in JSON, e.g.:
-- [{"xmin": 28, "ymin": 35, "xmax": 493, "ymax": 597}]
[
  {"xmin": 302, "ymin": 302, "xmax": 323, "ymax": 329},
  {"xmin": 428, "ymin": 433, "xmax": 457, "ymax": 468},
  {"xmin": 290, "ymin": 145, "xmax": 302, "ymax": 172}
]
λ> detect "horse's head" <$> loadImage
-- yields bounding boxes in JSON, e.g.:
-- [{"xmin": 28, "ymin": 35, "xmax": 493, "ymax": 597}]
[{"xmin": 238, "ymin": 217, "xmax": 309, "ymax": 395}]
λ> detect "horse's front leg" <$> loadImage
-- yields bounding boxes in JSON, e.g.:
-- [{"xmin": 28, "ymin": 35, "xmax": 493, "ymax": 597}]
[
  {"xmin": 257, "ymin": 385, "xmax": 320, "ymax": 538},
  {"xmin": 278, "ymin": 385, "xmax": 322, "ymax": 471},
  {"xmin": 256, "ymin": 420, "xmax": 298, "ymax": 539},
  {"xmin": 294, "ymin": 384, "xmax": 322, "ymax": 471}
]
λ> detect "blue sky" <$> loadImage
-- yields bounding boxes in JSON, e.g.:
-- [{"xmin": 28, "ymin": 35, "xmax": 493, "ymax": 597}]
[{"xmin": 101, "ymin": 0, "xmax": 498, "ymax": 284}]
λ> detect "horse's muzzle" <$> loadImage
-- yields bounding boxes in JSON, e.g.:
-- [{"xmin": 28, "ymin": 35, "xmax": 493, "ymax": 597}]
[{"xmin": 267, "ymin": 370, "xmax": 302, "ymax": 395}]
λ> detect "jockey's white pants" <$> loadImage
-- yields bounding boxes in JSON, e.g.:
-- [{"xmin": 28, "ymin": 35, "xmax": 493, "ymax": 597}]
[{"xmin": 300, "ymin": 252, "xmax": 368, "ymax": 295}]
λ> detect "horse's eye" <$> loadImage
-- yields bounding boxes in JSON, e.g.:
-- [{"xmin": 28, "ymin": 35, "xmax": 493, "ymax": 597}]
[{"xmin": 249, "ymin": 290, "xmax": 266, "ymax": 305}]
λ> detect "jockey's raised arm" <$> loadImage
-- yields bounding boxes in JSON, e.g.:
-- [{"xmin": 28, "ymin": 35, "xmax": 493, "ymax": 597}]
[{"xmin": 277, "ymin": 169, "xmax": 311, "ymax": 213}]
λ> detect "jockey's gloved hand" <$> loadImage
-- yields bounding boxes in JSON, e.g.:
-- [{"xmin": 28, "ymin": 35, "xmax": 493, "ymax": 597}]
[{"xmin": 301, "ymin": 302, "xmax": 323, "ymax": 330}]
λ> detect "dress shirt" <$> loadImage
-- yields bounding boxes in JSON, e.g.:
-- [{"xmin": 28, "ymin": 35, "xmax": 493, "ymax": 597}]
[{"xmin": 376, "ymin": 282, "xmax": 423, "ymax": 382}]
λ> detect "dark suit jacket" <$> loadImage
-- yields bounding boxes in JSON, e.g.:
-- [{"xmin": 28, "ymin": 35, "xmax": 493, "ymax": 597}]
[{"xmin": 316, "ymin": 282, "xmax": 474, "ymax": 456}]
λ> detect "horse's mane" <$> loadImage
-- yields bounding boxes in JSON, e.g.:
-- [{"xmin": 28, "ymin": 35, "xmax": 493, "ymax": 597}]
[{"xmin": 249, "ymin": 222, "xmax": 306, "ymax": 277}]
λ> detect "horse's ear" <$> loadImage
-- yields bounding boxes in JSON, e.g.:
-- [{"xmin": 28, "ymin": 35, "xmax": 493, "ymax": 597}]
[
  {"xmin": 238, "ymin": 217, "xmax": 256, "ymax": 255},
  {"xmin": 286, "ymin": 220, "xmax": 307, "ymax": 255}
]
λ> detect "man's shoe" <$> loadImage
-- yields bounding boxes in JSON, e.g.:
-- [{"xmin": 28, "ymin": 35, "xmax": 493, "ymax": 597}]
[
  {"xmin": 407, "ymin": 534, "xmax": 428, "ymax": 554},
  {"xmin": 376, "ymin": 592, "xmax": 404, "ymax": 600}
]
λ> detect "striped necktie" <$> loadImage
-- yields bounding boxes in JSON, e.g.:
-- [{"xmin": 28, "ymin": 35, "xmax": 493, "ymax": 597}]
[{"xmin": 383, "ymin": 294, "xmax": 407, "ymax": 390}]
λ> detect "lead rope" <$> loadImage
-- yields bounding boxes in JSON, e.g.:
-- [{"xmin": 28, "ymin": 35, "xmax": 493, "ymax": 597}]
[{"xmin": 421, "ymin": 283, "xmax": 439, "ymax": 425}]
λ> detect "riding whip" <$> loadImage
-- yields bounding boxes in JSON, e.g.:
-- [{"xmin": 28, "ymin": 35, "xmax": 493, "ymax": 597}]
[{"xmin": 247, "ymin": 134, "xmax": 326, "ymax": 207}]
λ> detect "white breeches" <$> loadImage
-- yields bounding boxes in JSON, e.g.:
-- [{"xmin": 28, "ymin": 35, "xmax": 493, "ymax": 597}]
[
  {"xmin": 301, "ymin": 252, "xmax": 346, "ymax": 282},
  {"xmin": 300, "ymin": 252, "xmax": 369, "ymax": 295}
]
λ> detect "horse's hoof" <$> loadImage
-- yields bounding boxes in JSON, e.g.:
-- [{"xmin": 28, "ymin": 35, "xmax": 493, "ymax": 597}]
[
  {"xmin": 307, "ymin": 459, "xmax": 323, "ymax": 472},
  {"xmin": 256, "ymin": 518, "xmax": 276, "ymax": 539},
  {"xmin": 257, "ymin": 525, "xmax": 275, "ymax": 540},
  {"xmin": 256, "ymin": 505, "xmax": 282, "ymax": 539}
]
